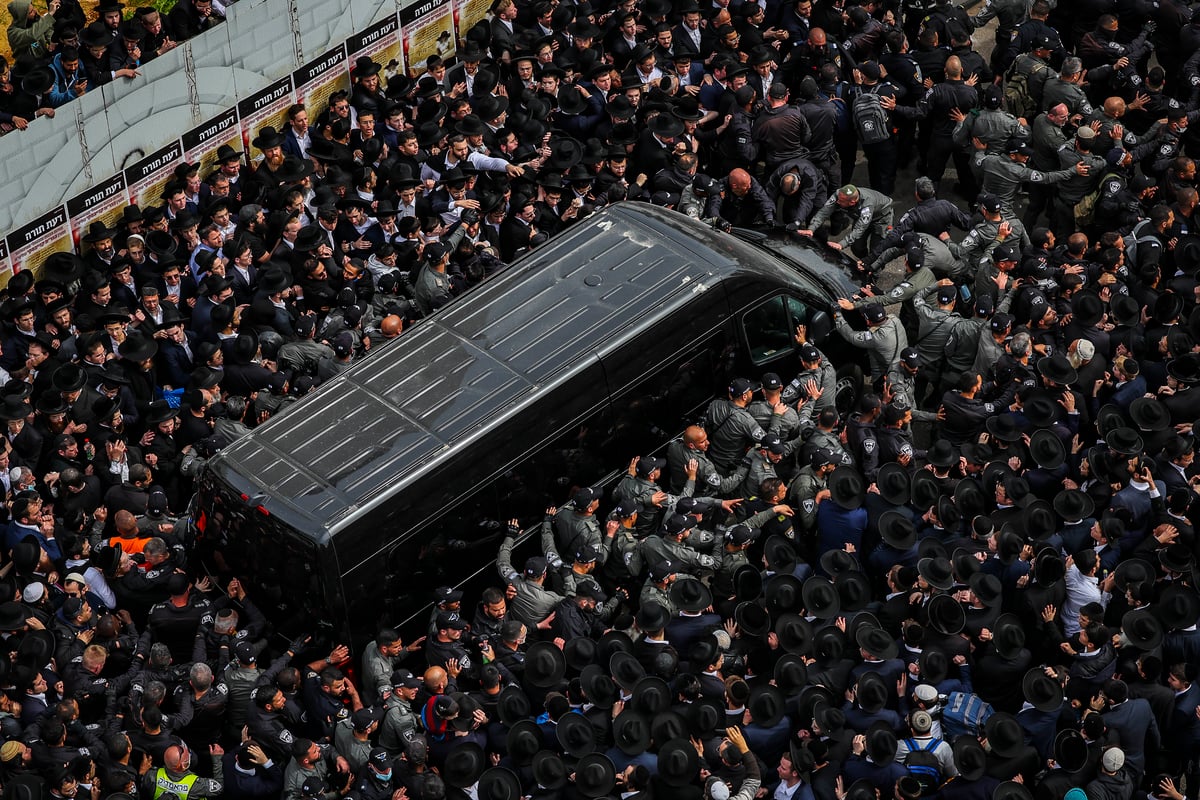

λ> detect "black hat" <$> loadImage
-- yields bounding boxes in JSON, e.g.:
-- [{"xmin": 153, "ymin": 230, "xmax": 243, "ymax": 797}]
[
  {"xmin": 918, "ymin": 557, "xmax": 954, "ymax": 590},
  {"xmin": 1121, "ymin": 609, "xmax": 1163, "ymax": 650},
  {"xmin": 478, "ymin": 768, "xmax": 522, "ymax": 800},
  {"xmin": 953, "ymin": 736, "xmax": 988, "ymax": 781},
  {"xmin": 926, "ymin": 593, "xmax": 965, "ymax": 636},
  {"xmin": 953, "ymin": 479, "xmax": 988, "ymax": 520},
  {"xmin": 876, "ymin": 463, "xmax": 911, "ymax": 505},
  {"xmin": 1157, "ymin": 583, "xmax": 1200, "ymax": 630},
  {"xmin": 984, "ymin": 713, "xmax": 1024, "ymax": 757},
  {"xmin": 611, "ymin": 709, "xmax": 651, "ymax": 755},
  {"xmin": 1028, "ymin": 429, "xmax": 1065, "ymax": 469},
  {"xmin": 878, "ymin": 510, "xmax": 916, "ymax": 550},
  {"xmin": 524, "ymin": 641, "xmax": 566, "ymax": 687},
  {"xmin": 1038, "ymin": 354, "xmax": 1077, "ymax": 385},
  {"xmin": 119, "ymin": 333, "xmax": 159, "ymax": 363},
  {"xmin": 855, "ymin": 624, "xmax": 899, "ymax": 660},
  {"xmin": 765, "ymin": 573, "xmax": 803, "ymax": 615},
  {"xmin": 1131, "ymin": 397, "xmax": 1171, "ymax": 431},
  {"xmin": 820, "ymin": 549, "xmax": 860, "ymax": 577},
  {"xmin": 1071, "ymin": 291, "xmax": 1104, "ymax": 327},
  {"xmin": 991, "ymin": 614, "xmax": 1026, "ymax": 659},
  {"xmin": 531, "ymin": 751, "xmax": 567, "ymax": 790},
  {"xmin": 734, "ymin": 564, "xmax": 763, "ymax": 601},
  {"xmin": 635, "ymin": 599, "xmax": 670, "ymax": 631},
  {"xmin": 1021, "ymin": 667, "xmax": 1062, "ymax": 712},
  {"xmin": 609, "ymin": 650, "xmax": 645, "ymax": 691},
  {"xmin": 774, "ymin": 614, "xmax": 813, "ymax": 657},
  {"xmin": 657, "ymin": 739, "xmax": 699, "ymax": 786},
  {"xmin": 557, "ymin": 711, "xmax": 596, "ymax": 757},
  {"xmin": 910, "ymin": 470, "xmax": 942, "ymax": 511},
  {"xmin": 1053, "ymin": 489, "xmax": 1094, "ymax": 522},
  {"xmin": 252, "ymin": 125, "xmax": 285, "ymax": 150},
  {"xmin": 581, "ymin": 664, "xmax": 617, "ymax": 709},
  {"xmin": 1107, "ymin": 427, "xmax": 1145, "ymax": 457},
  {"xmin": 631, "ymin": 674, "xmax": 671, "ymax": 715},
  {"xmin": 562, "ymin": 636, "xmax": 596, "ymax": 672},
  {"xmin": 735, "ymin": 600, "xmax": 770, "ymax": 637},
  {"xmin": 802, "ymin": 577, "xmax": 840, "ymax": 619},
  {"xmin": 505, "ymin": 720, "xmax": 541, "ymax": 765},
  {"xmin": 670, "ymin": 578, "xmax": 712, "ymax": 613},
  {"xmin": 442, "ymin": 742, "xmax": 484, "ymax": 788},
  {"xmin": 829, "ymin": 466, "xmax": 865, "ymax": 510},
  {"xmin": 748, "ymin": 684, "xmax": 786, "ymax": 727},
  {"xmin": 574, "ymin": 754, "xmax": 615, "ymax": 798},
  {"xmin": 82, "ymin": 219, "xmax": 119, "ymax": 243},
  {"xmin": 496, "ymin": 686, "xmax": 531, "ymax": 725},
  {"xmin": 1053, "ymin": 729, "xmax": 1089, "ymax": 773}
]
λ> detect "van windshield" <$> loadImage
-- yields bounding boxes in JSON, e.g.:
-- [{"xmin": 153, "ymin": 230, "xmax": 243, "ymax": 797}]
[{"xmin": 747, "ymin": 235, "xmax": 859, "ymax": 298}]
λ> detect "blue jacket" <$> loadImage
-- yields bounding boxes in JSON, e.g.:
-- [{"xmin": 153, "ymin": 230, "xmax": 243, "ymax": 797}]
[{"xmin": 48, "ymin": 52, "xmax": 86, "ymax": 107}]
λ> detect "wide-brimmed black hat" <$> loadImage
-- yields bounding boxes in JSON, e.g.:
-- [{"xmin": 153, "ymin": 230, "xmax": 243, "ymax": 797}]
[
  {"xmin": 876, "ymin": 462, "xmax": 911, "ymax": 505},
  {"xmin": 984, "ymin": 712, "xmax": 1024, "ymax": 757},
  {"xmin": 748, "ymin": 684, "xmax": 786, "ymax": 727},
  {"xmin": 1071, "ymin": 291, "xmax": 1104, "ymax": 327},
  {"xmin": 820, "ymin": 549, "xmax": 859, "ymax": 577},
  {"xmin": 763, "ymin": 536, "xmax": 797, "ymax": 574},
  {"xmin": 1023, "ymin": 500, "xmax": 1057, "ymax": 540},
  {"xmin": 1107, "ymin": 426, "xmax": 1145, "ymax": 456},
  {"xmin": 1121, "ymin": 609, "xmax": 1163, "ymax": 650},
  {"xmin": 478, "ymin": 767, "xmax": 521, "ymax": 800},
  {"xmin": 866, "ymin": 724, "xmax": 898, "ymax": 762},
  {"xmin": 927, "ymin": 439, "xmax": 956, "ymax": 468},
  {"xmin": 531, "ymin": 751, "xmax": 566, "ymax": 790},
  {"xmin": 1037, "ymin": 354, "xmax": 1078, "ymax": 385},
  {"xmin": 735, "ymin": 600, "xmax": 770, "ymax": 637},
  {"xmin": 1054, "ymin": 729, "xmax": 1089, "ymax": 773},
  {"xmin": 1158, "ymin": 583, "xmax": 1200, "ymax": 630},
  {"xmin": 631, "ymin": 674, "xmax": 670, "ymax": 715},
  {"xmin": 953, "ymin": 479, "xmax": 987, "ymax": 520},
  {"xmin": 574, "ymin": 754, "xmax": 615, "ymax": 798},
  {"xmin": 926, "ymin": 593, "xmax": 965, "ymax": 636},
  {"xmin": 992, "ymin": 614, "xmax": 1026, "ymax": 659},
  {"xmin": 836, "ymin": 571, "xmax": 871, "ymax": 612},
  {"xmin": 1053, "ymin": 488, "xmax": 1094, "ymax": 521},
  {"xmin": 910, "ymin": 470, "xmax": 941, "ymax": 510},
  {"xmin": 1113, "ymin": 557, "xmax": 1154, "ymax": 592},
  {"xmin": 855, "ymin": 624, "xmax": 899, "ymax": 660},
  {"xmin": 670, "ymin": 578, "xmax": 712, "ymax": 613},
  {"xmin": 968, "ymin": 572, "xmax": 1002, "ymax": 608},
  {"xmin": 774, "ymin": 651, "xmax": 809, "ymax": 692},
  {"xmin": 562, "ymin": 636, "xmax": 595, "ymax": 673},
  {"xmin": 252, "ymin": 125, "xmax": 285, "ymax": 150},
  {"xmin": 21, "ymin": 66, "xmax": 54, "ymax": 96},
  {"xmin": 82, "ymin": 219, "xmax": 119, "ymax": 243},
  {"xmin": 802, "ymin": 577, "xmax": 840, "ymax": 619},
  {"xmin": 556, "ymin": 711, "xmax": 596, "ymax": 757},
  {"xmin": 1028, "ymin": 429, "xmax": 1065, "ymax": 469},
  {"xmin": 524, "ymin": 641, "xmax": 566, "ymax": 687},
  {"xmin": 505, "ymin": 720, "xmax": 541, "ymax": 765},
  {"xmin": 953, "ymin": 736, "xmax": 987, "ymax": 781},
  {"xmin": 51, "ymin": 362, "xmax": 87, "ymax": 393},
  {"xmin": 918, "ymin": 556, "xmax": 954, "ymax": 590},
  {"xmin": 657, "ymin": 738, "xmax": 699, "ymax": 786},
  {"xmin": 878, "ymin": 510, "xmax": 916, "ymax": 550},
  {"xmin": 985, "ymin": 413, "xmax": 1026, "ymax": 442},
  {"xmin": 16, "ymin": 629, "xmax": 54, "ymax": 669},
  {"xmin": 496, "ymin": 685, "xmax": 531, "ymax": 725},
  {"xmin": 443, "ymin": 742, "xmax": 485, "ymax": 787},
  {"xmin": 648, "ymin": 112, "xmax": 684, "ymax": 139},
  {"xmin": 686, "ymin": 697, "xmax": 724, "ymax": 738},
  {"xmin": 994, "ymin": 782, "xmax": 1033, "ymax": 800},
  {"xmin": 1131, "ymin": 396, "xmax": 1171, "ymax": 432},
  {"xmin": 612, "ymin": 709, "xmax": 651, "ymax": 755},
  {"xmin": 829, "ymin": 466, "xmax": 865, "ymax": 510},
  {"xmin": 1021, "ymin": 667, "xmax": 1062, "ymax": 712},
  {"xmin": 118, "ymin": 332, "xmax": 159, "ymax": 363},
  {"xmin": 609, "ymin": 650, "xmax": 645, "ymax": 691},
  {"xmin": 580, "ymin": 664, "xmax": 618, "ymax": 709},
  {"xmin": 650, "ymin": 709, "xmax": 687, "ymax": 744},
  {"xmin": 765, "ymin": 574, "xmax": 803, "ymax": 615}
]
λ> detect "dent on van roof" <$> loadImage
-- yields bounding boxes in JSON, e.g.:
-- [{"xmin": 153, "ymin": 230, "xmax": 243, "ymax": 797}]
[{"xmin": 209, "ymin": 205, "xmax": 752, "ymax": 535}]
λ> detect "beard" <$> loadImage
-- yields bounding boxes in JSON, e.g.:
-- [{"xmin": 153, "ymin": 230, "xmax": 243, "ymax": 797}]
[{"xmin": 264, "ymin": 151, "xmax": 285, "ymax": 170}]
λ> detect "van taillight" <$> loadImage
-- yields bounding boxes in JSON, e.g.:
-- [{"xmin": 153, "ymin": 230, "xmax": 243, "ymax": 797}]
[{"xmin": 255, "ymin": 505, "xmax": 270, "ymax": 516}]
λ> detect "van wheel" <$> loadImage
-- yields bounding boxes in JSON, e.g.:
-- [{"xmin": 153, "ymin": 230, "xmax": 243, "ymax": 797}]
[{"xmin": 835, "ymin": 364, "xmax": 863, "ymax": 418}]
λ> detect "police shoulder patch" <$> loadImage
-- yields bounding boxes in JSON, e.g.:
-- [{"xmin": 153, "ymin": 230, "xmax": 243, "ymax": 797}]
[
  {"xmin": 863, "ymin": 439, "xmax": 876, "ymax": 453},
  {"xmin": 802, "ymin": 499, "xmax": 815, "ymax": 513}
]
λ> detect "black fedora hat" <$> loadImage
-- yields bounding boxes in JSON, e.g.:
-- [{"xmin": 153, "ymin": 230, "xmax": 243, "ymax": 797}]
[
  {"xmin": 953, "ymin": 479, "xmax": 987, "ymax": 521},
  {"xmin": 866, "ymin": 723, "xmax": 898, "ymax": 762},
  {"xmin": 631, "ymin": 675, "xmax": 670, "ymax": 715},
  {"xmin": 657, "ymin": 738, "xmax": 699, "ymax": 786},
  {"xmin": 735, "ymin": 600, "xmax": 770, "ymax": 637},
  {"xmin": 531, "ymin": 751, "xmax": 567, "ymax": 790},
  {"xmin": 51, "ymin": 362, "xmax": 87, "ymax": 393},
  {"xmin": 43, "ymin": 251, "xmax": 85, "ymax": 282},
  {"xmin": 918, "ymin": 557, "xmax": 954, "ymax": 591},
  {"xmin": 953, "ymin": 736, "xmax": 988, "ymax": 781},
  {"xmin": 1023, "ymin": 500, "xmax": 1057, "ymax": 540},
  {"xmin": 1028, "ymin": 429, "xmax": 1065, "ymax": 469},
  {"xmin": 985, "ymin": 413, "xmax": 1025, "ymax": 442},
  {"xmin": 21, "ymin": 66, "xmax": 54, "ymax": 96},
  {"xmin": 443, "ymin": 741, "xmax": 486, "ymax": 788},
  {"xmin": 992, "ymin": 614, "xmax": 1026, "ymax": 660},
  {"xmin": 877, "ymin": 462, "xmax": 911, "ymax": 505},
  {"xmin": 984, "ymin": 712, "xmax": 1024, "ymax": 757},
  {"xmin": 829, "ymin": 466, "xmax": 865, "ymax": 510},
  {"xmin": 1033, "ymin": 550, "xmax": 1065, "ymax": 585},
  {"xmin": 856, "ymin": 672, "xmax": 889, "ymax": 714},
  {"xmin": 496, "ymin": 686, "xmax": 531, "ymax": 725},
  {"xmin": 994, "ymin": 782, "xmax": 1033, "ymax": 800},
  {"xmin": 927, "ymin": 439, "xmax": 957, "ymax": 469},
  {"xmin": 563, "ymin": 636, "xmax": 595, "ymax": 673},
  {"xmin": 918, "ymin": 647, "xmax": 949, "ymax": 685},
  {"xmin": 1131, "ymin": 397, "xmax": 1171, "ymax": 432},
  {"xmin": 855, "ymin": 624, "xmax": 899, "ymax": 660},
  {"xmin": 16, "ymin": 629, "xmax": 55, "ymax": 669},
  {"xmin": 1053, "ymin": 488, "xmax": 1094, "ymax": 521},
  {"xmin": 252, "ymin": 125, "xmax": 285, "ymax": 150},
  {"xmin": 119, "ymin": 333, "xmax": 158, "ymax": 362},
  {"xmin": 766, "ymin": 573, "xmax": 803, "ymax": 615},
  {"xmin": 1037, "ymin": 354, "xmax": 1078, "ymax": 385},
  {"xmin": 609, "ymin": 651, "xmax": 645, "ymax": 691},
  {"xmin": 686, "ymin": 697, "xmax": 724, "ymax": 737},
  {"xmin": 1107, "ymin": 427, "xmax": 1145, "ymax": 456},
  {"xmin": 596, "ymin": 629, "xmax": 633, "ymax": 666},
  {"xmin": 910, "ymin": 470, "xmax": 941, "ymax": 510},
  {"xmin": 0, "ymin": 601, "xmax": 25, "ymax": 632},
  {"xmin": 581, "ymin": 663, "xmax": 618, "ymax": 709},
  {"xmin": 648, "ymin": 112, "xmax": 684, "ymax": 139},
  {"xmin": 612, "ymin": 709, "xmax": 651, "ymax": 755},
  {"xmin": 650, "ymin": 710, "xmax": 687, "ymax": 744},
  {"xmin": 1113, "ymin": 557, "xmax": 1155, "ymax": 592},
  {"xmin": 1071, "ymin": 291, "xmax": 1104, "ymax": 327},
  {"xmin": 820, "ymin": 549, "xmax": 860, "ymax": 577},
  {"xmin": 926, "ymin": 593, "xmax": 965, "ymax": 636},
  {"xmin": 968, "ymin": 572, "xmax": 1002, "ymax": 608},
  {"xmin": 82, "ymin": 219, "xmax": 119, "ymax": 243},
  {"xmin": 1157, "ymin": 583, "xmax": 1200, "ymax": 630},
  {"xmin": 1021, "ymin": 667, "xmax": 1062, "ymax": 712},
  {"xmin": 478, "ymin": 768, "xmax": 521, "ymax": 800},
  {"xmin": 1020, "ymin": 391, "xmax": 1061, "ymax": 429},
  {"xmin": 1053, "ymin": 729, "xmax": 1089, "ymax": 773},
  {"xmin": 1121, "ymin": 609, "xmax": 1163, "ymax": 650},
  {"xmin": 670, "ymin": 578, "xmax": 712, "ymax": 613},
  {"xmin": 836, "ymin": 571, "xmax": 871, "ymax": 612},
  {"xmin": 763, "ymin": 535, "xmax": 797, "ymax": 574},
  {"xmin": 524, "ymin": 641, "xmax": 566, "ymax": 687},
  {"xmin": 734, "ymin": 564, "xmax": 763, "ymax": 601},
  {"xmin": 557, "ymin": 711, "xmax": 596, "ymax": 757},
  {"xmin": 802, "ymin": 577, "xmax": 841, "ymax": 619},
  {"xmin": 748, "ymin": 684, "xmax": 786, "ymax": 727},
  {"xmin": 774, "ymin": 612, "xmax": 813, "ymax": 656},
  {"xmin": 505, "ymin": 719, "xmax": 541, "ymax": 765},
  {"xmin": 813, "ymin": 625, "xmax": 849, "ymax": 662},
  {"xmin": 879, "ymin": 510, "xmax": 916, "ymax": 550},
  {"xmin": 574, "ymin": 754, "xmax": 615, "ymax": 798},
  {"xmin": 774, "ymin": 651, "xmax": 809, "ymax": 693}
]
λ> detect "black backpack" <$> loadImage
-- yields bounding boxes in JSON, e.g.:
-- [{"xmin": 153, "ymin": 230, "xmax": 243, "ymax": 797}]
[
  {"xmin": 853, "ymin": 86, "xmax": 891, "ymax": 145},
  {"xmin": 903, "ymin": 737, "xmax": 944, "ymax": 795}
]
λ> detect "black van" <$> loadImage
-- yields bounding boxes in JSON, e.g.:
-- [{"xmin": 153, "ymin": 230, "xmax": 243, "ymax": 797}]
[{"xmin": 192, "ymin": 204, "xmax": 864, "ymax": 646}]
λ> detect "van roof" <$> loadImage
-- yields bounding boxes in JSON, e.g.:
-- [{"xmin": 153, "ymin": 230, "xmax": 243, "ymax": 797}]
[{"xmin": 209, "ymin": 205, "xmax": 760, "ymax": 539}]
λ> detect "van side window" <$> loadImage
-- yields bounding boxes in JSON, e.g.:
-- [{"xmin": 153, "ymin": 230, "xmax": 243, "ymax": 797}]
[{"xmin": 743, "ymin": 295, "xmax": 810, "ymax": 364}]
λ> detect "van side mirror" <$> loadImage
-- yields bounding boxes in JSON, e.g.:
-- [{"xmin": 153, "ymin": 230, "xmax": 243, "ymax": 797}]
[{"xmin": 807, "ymin": 310, "xmax": 832, "ymax": 343}]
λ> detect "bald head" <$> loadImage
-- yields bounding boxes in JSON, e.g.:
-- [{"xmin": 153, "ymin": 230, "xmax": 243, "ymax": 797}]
[
  {"xmin": 729, "ymin": 169, "xmax": 751, "ymax": 196},
  {"xmin": 424, "ymin": 666, "xmax": 447, "ymax": 690},
  {"xmin": 164, "ymin": 745, "xmax": 187, "ymax": 771},
  {"xmin": 380, "ymin": 315, "xmax": 403, "ymax": 337},
  {"xmin": 114, "ymin": 510, "xmax": 138, "ymax": 535},
  {"xmin": 1103, "ymin": 97, "xmax": 1126, "ymax": 118},
  {"xmin": 944, "ymin": 56, "xmax": 962, "ymax": 80},
  {"xmin": 808, "ymin": 27, "xmax": 826, "ymax": 46}
]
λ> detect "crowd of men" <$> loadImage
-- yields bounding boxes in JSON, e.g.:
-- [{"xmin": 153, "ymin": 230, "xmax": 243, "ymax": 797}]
[{"xmin": 0, "ymin": 0, "xmax": 1198, "ymax": 799}]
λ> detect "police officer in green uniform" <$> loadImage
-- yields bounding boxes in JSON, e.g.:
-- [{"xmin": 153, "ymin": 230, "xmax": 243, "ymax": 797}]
[
  {"xmin": 639, "ymin": 558, "xmax": 680, "ymax": 617},
  {"xmin": 666, "ymin": 426, "xmax": 749, "ymax": 497},
  {"xmin": 412, "ymin": 242, "xmax": 454, "ymax": 315},
  {"xmin": 604, "ymin": 500, "xmax": 644, "ymax": 591},
  {"xmin": 613, "ymin": 456, "xmax": 684, "ymax": 537},
  {"xmin": 378, "ymin": 670, "xmax": 422, "ymax": 756},
  {"xmin": 703, "ymin": 378, "xmax": 784, "ymax": 474},
  {"xmin": 799, "ymin": 408, "xmax": 855, "ymax": 469},
  {"xmin": 783, "ymin": 341, "xmax": 837, "ymax": 411},
  {"xmin": 638, "ymin": 514, "xmax": 719, "ymax": 576},
  {"xmin": 553, "ymin": 487, "xmax": 604, "ymax": 557},
  {"xmin": 143, "ymin": 743, "xmax": 223, "ymax": 800},
  {"xmin": 834, "ymin": 301, "xmax": 908, "ymax": 383},
  {"xmin": 787, "ymin": 449, "xmax": 836, "ymax": 533}
]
